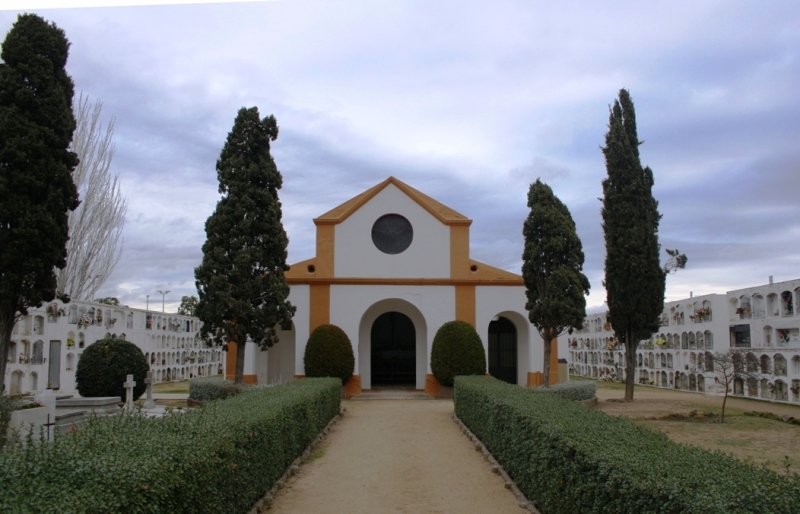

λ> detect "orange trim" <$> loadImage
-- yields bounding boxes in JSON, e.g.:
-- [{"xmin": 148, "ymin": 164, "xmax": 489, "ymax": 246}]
[
  {"xmin": 425, "ymin": 374, "xmax": 441, "ymax": 397},
  {"xmin": 455, "ymin": 285, "xmax": 476, "ymax": 327},
  {"xmin": 344, "ymin": 374, "xmax": 361, "ymax": 398},
  {"xmin": 549, "ymin": 337, "xmax": 560, "ymax": 384},
  {"xmin": 285, "ymin": 257, "xmax": 316, "ymax": 280},
  {"xmin": 309, "ymin": 284, "xmax": 330, "ymax": 333},
  {"xmin": 313, "ymin": 177, "xmax": 472, "ymax": 226},
  {"xmin": 242, "ymin": 374, "xmax": 258, "ymax": 385},
  {"xmin": 527, "ymin": 372, "xmax": 543, "ymax": 387},
  {"xmin": 468, "ymin": 259, "xmax": 523, "ymax": 281},
  {"xmin": 316, "ymin": 224, "xmax": 335, "ymax": 278},
  {"xmin": 450, "ymin": 225, "xmax": 470, "ymax": 279},
  {"xmin": 225, "ymin": 341, "xmax": 237, "ymax": 381},
  {"xmin": 294, "ymin": 374, "xmax": 305, "ymax": 379},
  {"xmin": 287, "ymin": 277, "xmax": 523, "ymax": 286}
]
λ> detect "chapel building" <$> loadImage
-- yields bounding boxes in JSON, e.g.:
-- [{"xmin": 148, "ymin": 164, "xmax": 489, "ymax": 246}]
[{"xmin": 229, "ymin": 177, "xmax": 557, "ymax": 396}]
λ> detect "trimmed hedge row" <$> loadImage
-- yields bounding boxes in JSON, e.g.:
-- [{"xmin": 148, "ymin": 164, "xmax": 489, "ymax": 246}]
[
  {"xmin": 0, "ymin": 395, "xmax": 17, "ymax": 449},
  {"xmin": 534, "ymin": 380, "xmax": 596, "ymax": 401},
  {"xmin": 0, "ymin": 377, "xmax": 341, "ymax": 513},
  {"xmin": 454, "ymin": 376, "xmax": 800, "ymax": 514},
  {"xmin": 189, "ymin": 376, "xmax": 246, "ymax": 401}
]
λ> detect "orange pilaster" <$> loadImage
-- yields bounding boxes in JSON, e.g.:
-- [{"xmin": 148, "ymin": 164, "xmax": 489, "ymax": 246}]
[
  {"xmin": 344, "ymin": 375, "xmax": 362, "ymax": 398},
  {"xmin": 425, "ymin": 374, "xmax": 441, "ymax": 397},
  {"xmin": 225, "ymin": 341, "xmax": 237, "ymax": 381},
  {"xmin": 527, "ymin": 372, "xmax": 543, "ymax": 387},
  {"xmin": 549, "ymin": 337, "xmax": 560, "ymax": 384}
]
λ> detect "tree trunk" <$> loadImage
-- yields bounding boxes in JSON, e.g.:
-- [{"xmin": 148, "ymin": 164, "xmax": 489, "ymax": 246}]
[
  {"xmin": 0, "ymin": 305, "xmax": 14, "ymax": 393},
  {"xmin": 542, "ymin": 328, "xmax": 552, "ymax": 388},
  {"xmin": 233, "ymin": 335, "xmax": 246, "ymax": 385},
  {"xmin": 720, "ymin": 390, "xmax": 728, "ymax": 423},
  {"xmin": 624, "ymin": 328, "xmax": 636, "ymax": 401}
]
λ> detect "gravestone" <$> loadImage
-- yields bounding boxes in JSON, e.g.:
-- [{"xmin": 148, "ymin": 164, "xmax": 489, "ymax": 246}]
[
  {"xmin": 33, "ymin": 389, "xmax": 57, "ymax": 441},
  {"xmin": 143, "ymin": 370, "xmax": 156, "ymax": 410},
  {"xmin": 123, "ymin": 374, "xmax": 136, "ymax": 410}
]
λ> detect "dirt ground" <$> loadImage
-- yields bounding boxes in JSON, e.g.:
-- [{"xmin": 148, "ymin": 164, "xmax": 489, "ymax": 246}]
[
  {"xmin": 593, "ymin": 382, "xmax": 800, "ymax": 473},
  {"xmin": 268, "ymin": 399, "xmax": 523, "ymax": 514}
]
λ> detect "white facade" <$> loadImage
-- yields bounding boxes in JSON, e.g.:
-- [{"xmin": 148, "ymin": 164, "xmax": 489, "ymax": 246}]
[
  {"xmin": 569, "ymin": 278, "xmax": 800, "ymax": 404},
  {"xmin": 6, "ymin": 299, "xmax": 223, "ymax": 396},
  {"xmin": 240, "ymin": 177, "xmax": 551, "ymax": 394}
]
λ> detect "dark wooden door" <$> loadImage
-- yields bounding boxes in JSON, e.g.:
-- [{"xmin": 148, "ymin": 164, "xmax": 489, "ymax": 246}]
[
  {"xmin": 489, "ymin": 317, "xmax": 517, "ymax": 384},
  {"xmin": 371, "ymin": 312, "xmax": 416, "ymax": 385}
]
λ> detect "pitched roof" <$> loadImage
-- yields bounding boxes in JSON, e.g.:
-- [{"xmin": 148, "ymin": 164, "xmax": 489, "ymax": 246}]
[{"xmin": 313, "ymin": 176, "xmax": 472, "ymax": 226}]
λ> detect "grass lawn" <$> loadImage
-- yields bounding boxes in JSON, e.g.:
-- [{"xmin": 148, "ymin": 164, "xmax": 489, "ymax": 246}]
[{"xmin": 590, "ymin": 379, "xmax": 800, "ymax": 474}]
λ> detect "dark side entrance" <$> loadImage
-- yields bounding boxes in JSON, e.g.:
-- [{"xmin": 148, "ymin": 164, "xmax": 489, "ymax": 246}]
[
  {"xmin": 371, "ymin": 312, "xmax": 416, "ymax": 386},
  {"xmin": 488, "ymin": 316, "xmax": 517, "ymax": 384}
]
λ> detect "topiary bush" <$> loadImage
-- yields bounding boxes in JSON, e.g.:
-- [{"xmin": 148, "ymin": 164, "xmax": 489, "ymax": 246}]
[
  {"xmin": 304, "ymin": 324, "xmax": 355, "ymax": 385},
  {"xmin": 533, "ymin": 380, "xmax": 596, "ymax": 401},
  {"xmin": 75, "ymin": 337, "xmax": 148, "ymax": 400},
  {"xmin": 189, "ymin": 377, "xmax": 244, "ymax": 402},
  {"xmin": 430, "ymin": 320, "xmax": 486, "ymax": 387}
]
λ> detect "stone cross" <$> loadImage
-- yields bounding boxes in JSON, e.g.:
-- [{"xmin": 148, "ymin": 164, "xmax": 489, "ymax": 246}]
[
  {"xmin": 142, "ymin": 370, "xmax": 156, "ymax": 410},
  {"xmin": 124, "ymin": 374, "xmax": 136, "ymax": 410},
  {"xmin": 34, "ymin": 389, "xmax": 57, "ymax": 442}
]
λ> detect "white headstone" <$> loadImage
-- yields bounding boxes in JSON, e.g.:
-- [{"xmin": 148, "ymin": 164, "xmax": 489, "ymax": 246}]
[
  {"xmin": 123, "ymin": 374, "xmax": 136, "ymax": 410},
  {"xmin": 143, "ymin": 370, "xmax": 156, "ymax": 410}
]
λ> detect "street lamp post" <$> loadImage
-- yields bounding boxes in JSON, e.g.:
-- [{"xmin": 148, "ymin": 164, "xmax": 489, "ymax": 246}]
[
  {"xmin": 146, "ymin": 295, "xmax": 150, "ymax": 311},
  {"xmin": 156, "ymin": 290, "xmax": 170, "ymax": 313}
]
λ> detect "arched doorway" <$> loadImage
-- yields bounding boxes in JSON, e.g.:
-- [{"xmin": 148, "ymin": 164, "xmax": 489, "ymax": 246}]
[
  {"xmin": 371, "ymin": 312, "xmax": 416, "ymax": 386},
  {"xmin": 488, "ymin": 317, "xmax": 517, "ymax": 384}
]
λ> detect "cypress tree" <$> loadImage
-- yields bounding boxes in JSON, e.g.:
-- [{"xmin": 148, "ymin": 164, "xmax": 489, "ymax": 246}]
[
  {"xmin": 602, "ymin": 89, "xmax": 669, "ymax": 401},
  {"xmin": 0, "ymin": 15, "xmax": 79, "ymax": 391},
  {"xmin": 194, "ymin": 107, "xmax": 295, "ymax": 384},
  {"xmin": 522, "ymin": 179, "xmax": 590, "ymax": 387}
]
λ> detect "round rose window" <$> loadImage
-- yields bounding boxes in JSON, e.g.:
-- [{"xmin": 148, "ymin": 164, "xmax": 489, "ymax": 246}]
[{"xmin": 371, "ymin": 214, "xmax": 413, "ymax": 255}]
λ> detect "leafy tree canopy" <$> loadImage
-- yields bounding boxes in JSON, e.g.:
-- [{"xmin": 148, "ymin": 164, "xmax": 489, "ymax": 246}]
[
  {"xmin": 178, "ymin": 295, "xmax": 199, "ymax": 316},
  {"xmin": 601, "ymin": 89, "xmax": 687, "ymax": 400},
  {"xmin": 194, "ymin": 107, "xmax": 295, "ymax": 383},
  {"xmin": 522, "ymin": 179, "xmax": 590, "ymax": 386},
  {"xmin": 0, "ymin": 14, "xmax": 79, "ymax": 390}
]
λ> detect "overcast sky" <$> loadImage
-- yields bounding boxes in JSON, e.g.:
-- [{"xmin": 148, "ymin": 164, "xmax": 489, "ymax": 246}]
[{"xmin": 2, "ymin": 1, "xmax": 799, "ymax": 313}]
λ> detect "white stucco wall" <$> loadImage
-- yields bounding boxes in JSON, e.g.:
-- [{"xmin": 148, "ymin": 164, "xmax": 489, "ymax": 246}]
[
  {"xmin": 328, "ymin": 284, "xmax": 455, "ymax": 390},
  {"xmin": 334, "ymin": 184, "xmax": 451, "ymax": 278},
  {"xmin": 476, "ymin": 286, "xmax": 538, "ymax": 385}
]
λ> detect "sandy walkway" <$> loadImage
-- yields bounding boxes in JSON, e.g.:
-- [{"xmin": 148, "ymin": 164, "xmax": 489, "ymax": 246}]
[{"xmin": 269, "ymin": 399, "xmax": 522, "ymax": 514}]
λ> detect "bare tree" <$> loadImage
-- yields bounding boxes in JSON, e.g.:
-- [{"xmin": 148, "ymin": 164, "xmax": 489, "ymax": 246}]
[
  {"xmin": 713, "ymin": 350, "xmax": 759, "ymax": 422},
  {"xmin": 56, "ymin": 94, "xmax": 127, "ymax": 300}
]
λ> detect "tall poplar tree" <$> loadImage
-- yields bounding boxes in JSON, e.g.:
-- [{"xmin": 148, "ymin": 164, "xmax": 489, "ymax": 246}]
[
  {"xmin": 601, "ymin": 89, "xmax": 685, "ymax": 401},
  {"xmin": 195, "ymin": 107, "xmax": 295, "ymax": 384},
  {"xmin": 0, "ymin": 15, "xmax": 79, "ymax": 391},
  {"xmin": 523, "ymin": 179, "xmax": 590, "ymax": 387}
]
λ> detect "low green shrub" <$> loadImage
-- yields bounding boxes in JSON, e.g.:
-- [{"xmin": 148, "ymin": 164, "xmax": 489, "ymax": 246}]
[
  {"xmin": 454, "ymin": 375, "xmax": 800, "ymax": 514},
  {"xmin": 189, "ymin": 377, "xmax": 244, "ymax": 401},
  {"xmin": 430, "ymin": 320, "xmax": 486, "ymax": 387},
  {"xmin": 75, "ymin": 337, "xmax": 149, "ymax": 400},
  {"xmin": 0, "ymin": 378, "xmax": 341, "ymax": 513},
  {"xmin": 533, "ymin": 380, "xmax": 596, "ymax": 401},
  {"xmin": 304, "ymin": 324, "xmax": 355, "ymax": 385},
  {"xmin": 0, "ymin": 395, "xmax": 18, "ymax": 448}
]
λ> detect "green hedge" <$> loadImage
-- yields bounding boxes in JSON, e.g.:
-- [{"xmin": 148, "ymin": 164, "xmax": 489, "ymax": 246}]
[
  {"xmin": 189, "ymin": 377, "xmax": 245, "ymax": 401},
  {"xmin": 533, "ymin": 380, "xmax": 596, "ymax": 401},
  {"xmin": 0, "ymin": 395, "xmax": 18, "ymax": 449},
  {"xmin": 0, "ymin": 378, "xmax": 341, "ymax": 513},
  {"xmin": 454, "ymin": 376, "xmax": 800, "ymax": 514}
]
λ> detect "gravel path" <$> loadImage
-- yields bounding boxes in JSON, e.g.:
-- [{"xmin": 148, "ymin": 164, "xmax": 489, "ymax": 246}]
[{"xmin": 269, "ymin": 399, "xmax": 523, "ymax": 514}]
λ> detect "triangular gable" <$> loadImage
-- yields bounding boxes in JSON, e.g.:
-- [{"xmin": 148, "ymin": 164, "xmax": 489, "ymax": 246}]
[{"xmin": 313, "ymin": 176, "xmax": 472, "ymax": 227}]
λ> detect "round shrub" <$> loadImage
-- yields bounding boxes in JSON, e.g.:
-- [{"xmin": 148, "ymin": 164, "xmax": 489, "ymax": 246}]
[
  {"xmin": 304, "ymin": 324, "xmax": 355, "ymax": 385},
  {"xmin": 75, "ymin": 337, "xmax": 148, "ymax": 400},
  {"xmin": 431, "ymin": 320, "xmax": 486, "ymax": 387}
]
